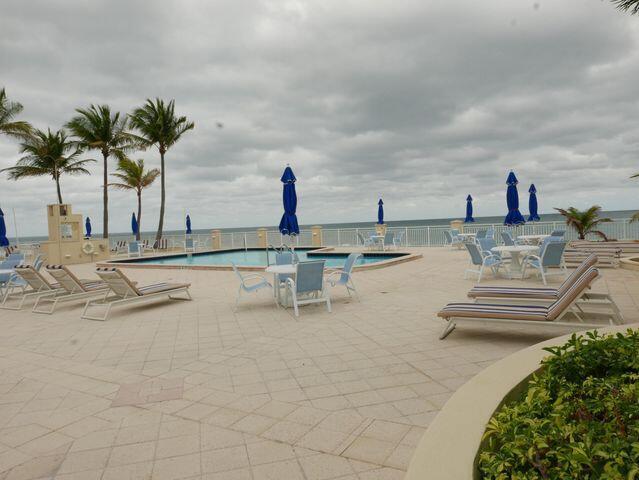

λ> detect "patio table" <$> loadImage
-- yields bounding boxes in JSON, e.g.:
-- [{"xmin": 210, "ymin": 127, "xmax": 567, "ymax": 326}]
[
  {"xmin": 265, "ymin": 264, "xmax": 296, "ymax": 306},
  {"xmin": 0, "ymin": 269, "xmax": 15, "ymax": 276},
  {"xmin": 491, "ymin": 245, "xmax": 538, "ymax": 278}
]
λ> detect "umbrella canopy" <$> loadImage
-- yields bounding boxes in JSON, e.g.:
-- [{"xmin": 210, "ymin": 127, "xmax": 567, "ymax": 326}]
[
  {"xmin": 186, "ymin": 215, "xmax": 192, "ymax": 234},
  {"xmin": 464, "ymin": 195, "xmax": 475, "ymax": 223},
  {"xmin": 85, "ymin": 217, "xmax": 92, "ymax": 238},
  {"xmin": 131, "ymin": 213, "xmax": 139, "ymax": 236},
  {"xmin": 377, "ymin": 199, "xmax": 384, "ymax": 224},
  {"xmin": 504, "ymin": 171, "xmax": 526, "ymax": 226},
  {"xmin": 0, "ymin": 208, "xmax": 8, "ymax": 247},
  {"xmin": 278, "ymin": 166, "xmax": 299, "ymax": 236},
  {"xmin": 528, "ymin": 184, "xmax": 540, "ymax": 222}
]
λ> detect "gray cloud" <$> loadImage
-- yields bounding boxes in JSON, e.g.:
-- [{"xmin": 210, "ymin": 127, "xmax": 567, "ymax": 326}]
[{"xmin": 1, "ymin": 0, "xmax": 639, "ymax": 236}]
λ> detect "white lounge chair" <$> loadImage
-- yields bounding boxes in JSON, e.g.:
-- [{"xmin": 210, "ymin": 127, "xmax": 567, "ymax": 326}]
[
  {"xmin": 32, "ymin": 265, "xmax": 110, "ymax": 314},
  {"xmin": 0, "ymin": 265, "xmax": 63, "ymax": 310},
  {"xmin": 438, "ymin": 267, "xmax": 619, "ymax": 339},
  {"xmin": 286, "ymin": 260, "xmax": 331, "ymax": 317},
  {"xmin": 231, "ymin": 262, "xmax": 274, "ymax": 309},
  {"xmin": 467, "ymin": 254, "xmax": 623, "ymax": 323},
  {"xmin": 81, "ymin": 268, "xmax": 191, "ymax": 321},
  {"xmin": 326, "ymin": 253, "xmax": 361, "ymax": 300}
]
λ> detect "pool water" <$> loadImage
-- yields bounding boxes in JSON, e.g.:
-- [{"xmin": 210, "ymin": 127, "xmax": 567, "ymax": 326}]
[{"xmin": 125, "ymin": 248, "xmax": 403, "ymax": 268}]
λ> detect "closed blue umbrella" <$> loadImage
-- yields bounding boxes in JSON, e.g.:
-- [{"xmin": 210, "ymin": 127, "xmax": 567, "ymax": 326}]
[
  {"xmin": 377, "ymin": 199, "xmax": 384, "ymax": 224},
  {"xmin": 278, "ymin": 166, "xmax": 299, "ymax": 236},
  {"xmin": 186, "ymin": 215, "xmax": 192, "ymax": 235},
  {"xmin": 528, "ymin": 184, "xmax": 540, "ymax": 222},
  {"xmin": 131, "ymin": 213, "xmax": 138, "ymax": 237},
  {"xmin": 0, "ymin": 208, "xmax": 8, "ymax": 247},
  {"xmin": 464, "ymin": 195, "xmax": 475, "ymax": 223},
  {"xmin": 85, "ymin": 217, "xmax": 92, "ymax": 238},
  {"xmin": 504, "ymin": 171, "xmax": 526, "ymax": 226}
]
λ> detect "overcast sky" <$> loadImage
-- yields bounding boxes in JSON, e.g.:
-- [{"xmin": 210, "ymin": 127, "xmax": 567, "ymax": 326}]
[{"xmin": 2, "ymin": 0, "xmax": 639, "ymax": 236}]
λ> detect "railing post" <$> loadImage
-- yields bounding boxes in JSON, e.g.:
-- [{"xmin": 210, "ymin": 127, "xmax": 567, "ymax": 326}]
[
  {"xmin": 337, "ymin": 229, "xmax": 340, "ymax": 246},
  {"xmin": 427, "ymin": 227, "xmax": 430, "ymax": 247}
]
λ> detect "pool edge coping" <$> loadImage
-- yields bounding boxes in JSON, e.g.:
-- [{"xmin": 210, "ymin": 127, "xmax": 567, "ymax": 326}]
[{"xmin": 97, "ymin": 246, "xmax": 423, "ymax": 271}]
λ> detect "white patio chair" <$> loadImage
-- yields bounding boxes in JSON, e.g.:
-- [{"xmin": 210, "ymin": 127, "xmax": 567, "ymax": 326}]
[
  {"xmin": 326, "ymin": 253, "xmax": 361, "ymax": 300},
  {"xmin": 393, "ymin": 231, "xmax": 405, "ymax": 249},
  {"xmin": 522, "ymin": 241, "xmax": 568, "ymax": 285},
  {"xmin": 356, "ymin": 233, "xmax": 375, "ymax": 250},
  {"xmin": 464, "ymin": 242, "xmax": 503, "ymax": 283},
  {"xmin": 231, "ymin": 262, "xmax": 274, "ymax": 309},
  {"xmin": 444, "ymin": 230, "xmax": 463, "ymax": 249},
  {"xmin": 127, "ymin": 241, "xmax": 142, "ymax": 258},
  {"xmin": 286, "ymin": 260, "xmax": 331, "ymax": 317},
  {"xmin": 184, "ymin": 237, "xmax": 197, "ymax": 253}
]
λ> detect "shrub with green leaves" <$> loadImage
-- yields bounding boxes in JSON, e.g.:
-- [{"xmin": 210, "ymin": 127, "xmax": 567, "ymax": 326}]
[{"xmin": 478, "ymin": 329, "xmax": 639, "ymax": 479}]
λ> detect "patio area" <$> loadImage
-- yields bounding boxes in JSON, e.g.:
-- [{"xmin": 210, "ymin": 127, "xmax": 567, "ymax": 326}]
[{"xmin": 0, "ymin": 247, "xmax": 638, "ymax": 480}]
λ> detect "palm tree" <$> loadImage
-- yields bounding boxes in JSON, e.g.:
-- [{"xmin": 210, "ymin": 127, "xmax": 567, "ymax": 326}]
[
  {"xmin": 611, "ymin": 0, "xmax": 639, "ymax": 14},
  {"xmin": 554, "ymin": 206, "xmax": 612, "ymax": 240},
  {"xmin": 128, "ymin": 99, "xmax": 194, "ymax": 244},
  {"xmin": 109, "ymin": 158, "xmax": 160, "ymax": 240},
  {"xmin": 0, "ymin": 87, "xmax": 32, "ymax": 139},
  {"xmin": 0, "ymin": 129, "xmax": 94, "ymax": 204},
  {"xmin": 66, "ymin": 105, "xmax": 131, "ymax": 239}
]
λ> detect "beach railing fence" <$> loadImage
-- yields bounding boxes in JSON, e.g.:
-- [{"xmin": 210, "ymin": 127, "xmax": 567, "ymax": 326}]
[{"xmin": 98, "ymin": 218, "xmax": 639, "ymax": 252}]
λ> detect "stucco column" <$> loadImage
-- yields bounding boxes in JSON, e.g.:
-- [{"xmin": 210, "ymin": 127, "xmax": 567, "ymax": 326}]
[
  {"xmin": 311, "ymin": 226, "xmax": 322, "ymax": 247},
  {"xmin": 210, "ymin": 229, "xmax": 221, "ymax": 250},
  {"xmin": 257, "ymin": 228, "xmax": 268, "ymax": 248},
  {"xmin": 450, "ymin": 220, "xmax": 463, "ymax": 232},
  {"xmin": 375, "ymin": 223, "xmax": 388, "ymax": 236}
]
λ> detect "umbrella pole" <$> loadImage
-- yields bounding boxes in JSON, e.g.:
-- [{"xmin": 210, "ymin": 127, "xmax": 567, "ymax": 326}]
[{"xmin": 12, "ymin": 208, "xmax": 19, "ymax": 248}]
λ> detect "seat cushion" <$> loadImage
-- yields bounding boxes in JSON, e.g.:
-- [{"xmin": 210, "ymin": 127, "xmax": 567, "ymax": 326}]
[{"xmin": 438, "ymin": 302, "xmax": 549, "ymax": 321}]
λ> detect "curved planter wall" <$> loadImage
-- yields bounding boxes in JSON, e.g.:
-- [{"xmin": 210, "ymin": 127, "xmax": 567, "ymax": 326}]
[
  {"xmin": 403, "ymin": 323, "xmax": 638, "ymax": 480},
  {"xmin": 620, "ymin": 257, "xmax": 639, "ymax": 271}
]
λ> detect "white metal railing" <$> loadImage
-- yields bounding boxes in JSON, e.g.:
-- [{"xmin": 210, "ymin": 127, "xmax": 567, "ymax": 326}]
[{"xmin": 100, "ymin": 218, "xmax": 639, "ymax": 251}]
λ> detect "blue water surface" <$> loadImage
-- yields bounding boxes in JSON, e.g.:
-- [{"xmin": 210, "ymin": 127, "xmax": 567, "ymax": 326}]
[{"xmin": 126, "ymin": 248, "xmax": 402, "ymax": 268}]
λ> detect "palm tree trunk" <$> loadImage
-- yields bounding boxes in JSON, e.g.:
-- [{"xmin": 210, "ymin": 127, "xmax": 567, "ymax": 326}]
[
  {"xmin": 102, "ymin": 151, "xmax": 109, "ymax": 239},
  {"xmin": 136, "ymin": 190, "xmax": 142, "ymax": 241},
  {"xmin": 155, "ymin": 150, "xmax": 165, "ymax": 245},
  {"xmin": 55, "ymin": 175, "xmax": 63, "ymax": 204}
]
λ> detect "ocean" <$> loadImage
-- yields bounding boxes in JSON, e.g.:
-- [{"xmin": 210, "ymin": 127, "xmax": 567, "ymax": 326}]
[{"xmin": 8, "ymin": 209, "xmax": 637, "ymax": 245}]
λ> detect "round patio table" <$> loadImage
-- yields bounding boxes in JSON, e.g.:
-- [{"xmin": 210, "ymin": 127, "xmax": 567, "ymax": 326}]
[
  {"xmin": 491, "ymin": 245, "xmax": 538, "ymax": 278},
  {"xmin": 0, "ymin": 269, "xmax": 15, "ymax": 275},
  {"xmin": 265, "ymin": 264, "xmax": 296, "ymax": 306},
  {"xmin": 517, "ymin": 234, "xmax": 550, "ymax": 245}
]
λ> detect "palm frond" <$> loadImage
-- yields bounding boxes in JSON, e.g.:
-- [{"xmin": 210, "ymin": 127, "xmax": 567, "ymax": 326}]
[
  {"xmin": 611, "ymin": 0, "xmax": 639, "ymax": 14},
  {"xmin": 0, "ymin": 87, "xmax": 33, "ymax": 139}
]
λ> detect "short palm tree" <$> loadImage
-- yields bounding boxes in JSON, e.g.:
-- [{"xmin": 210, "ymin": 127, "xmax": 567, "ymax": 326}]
[
  {"xmin": 0, "ymin": 87, "xmax": 33, "ymax": 139},
  {"xmin": 66, "ymin": 105, "xmax": 131, "ymax": 238},
  {"xmin": 110, "ymin": 158, "xmax": 160, "ymax": 240},
  {"xmin": 0, "ymin": 129, "xmax": 94, "ymax": 204},
  {"xmin": 554, "ymin": 205, "xmax": 612, "ymax": 240},
  {"xmin": 128, "ymin": 99, "xmax": 194, "ymax": 244},
  {"xmin": 612, "ymin": 0, "xmax": 639, "ymax": 13}
]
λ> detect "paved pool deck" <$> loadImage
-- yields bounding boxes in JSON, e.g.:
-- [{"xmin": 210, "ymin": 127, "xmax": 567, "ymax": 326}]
[{"xmin": 0, "ymin": 247, "xmax": 637, "ymax": 480}]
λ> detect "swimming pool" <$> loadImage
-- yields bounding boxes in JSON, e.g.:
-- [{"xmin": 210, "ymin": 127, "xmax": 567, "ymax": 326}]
[{"xmin": 111, "ymin": 248, "xmax": 411, "ymax": 269}]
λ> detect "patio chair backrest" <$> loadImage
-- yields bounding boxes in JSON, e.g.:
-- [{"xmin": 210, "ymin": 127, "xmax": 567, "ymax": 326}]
[
  {"xmin": 338, "ymin": 253, "xmax": 361, "ymax": 283},
  {"xmin": 550, "ymin": 230, "xmax": 566, "ymax": 237},
  {"xmin": 295, "ymin": 260, "xmax": 325, "ymax": 294},
  {"xmin": 230, "ymin": 262, "xmax": 245, "ymax": 282},
  {"xmin": 465, "ymin": 242, "xmax": 484, "ymax": 266},
  {"xmin": 478, "ymin": 238, "xmax": 497, "ymax": 254},
  {"xmin": 556, "ymin": 254, "xmax": 597, "ymax": 296},
  {"xmin": 46, "ymin": 265, "xmax": 86, "ymax": 293},
  {"xmin": 547, "ymin": 268, "xmax": 598, "ymax": 321},
  {"xmin": 443, "ymin": 231, "xmax": 453, "ymax": 244},
  {"xmin": 95, "ymin": 268, "xmax": 142, "ymax": 297},
  {"xmin": 475, "ymin": 230, "xmax": 487, "ymax": 240},
  {"xmin": 185, "ymin": 238, "xmax": 194, "ymax": 249},
  {"xmin": 276, "ymin": 252, "xmax": 293, "ymax": 265},
  {"xmin": 538, "ymin": 235, "xmax": 563, "ymax": 257},
  {"xmin": 128, "ymin": 241, "xmax": 141, "ymax": 254},
  {"xmin": 541, "ymin": 241, "xmax": 566, "ymax": 267},
  {"xmin": 485, "ymin": 229, "xmax": 495, "ymax": 240},
  {"xmin": 357, "ymin": 233, "xmax": 365, "ymax": 245},
  {"xmin": 451, "ymin": 229, "xmax": 460, "ymax": 236},
  {"xmin": 500, "ymin": 231, "xmax": 515, "ymax": 246},
  {"xmin": 0, "ymin": 257, "xmax": 23, "ymax": 270},
  {"xmin": 14, "ymin": 265, "xmax": 54, "ymax": 291},
  {"xmin": 384, "ymin": 232, "xmax": 394, "ymax": 245}
]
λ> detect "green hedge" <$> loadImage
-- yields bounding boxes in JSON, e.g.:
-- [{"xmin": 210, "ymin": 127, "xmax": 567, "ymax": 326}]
[{"xmin": 478, "ymin": 329, "xmax": 639, "ymax": 479}]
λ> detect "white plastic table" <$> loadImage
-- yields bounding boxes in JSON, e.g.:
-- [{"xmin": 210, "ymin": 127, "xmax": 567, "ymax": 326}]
[
  {"xmin": 517, "ymin": 234, "xmax": 550, "ymax": 245},
  {"xmin": 265, "ymin": 264, "xmax": 296, "ymax": 306},
  {"xmin": 491, "ymin": 245, "xmax": 538, "ymax": 278},
  {"xmin": 0, "ymin": 269, "xmax": 14, "ymax": 276}
]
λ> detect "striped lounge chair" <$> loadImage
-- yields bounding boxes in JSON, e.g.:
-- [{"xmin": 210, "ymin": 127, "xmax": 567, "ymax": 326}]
[
  {"xmin": 466, "ymin": 255, "xmax": 623, "ymax": 323},
  {"xmin": 32, "ymin": 265, "xmax": 110, "ymax": 314},
  {"xmin": 437, "ymin": 267, "xmax": 620, "ymax": 339},
  {"xmin": 0, "ymin": 265, "xmax": 63, "ymax": 310},
  {"xmin": 81, "ymin": 268, "xmax": 192, "ymax": 321}
]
